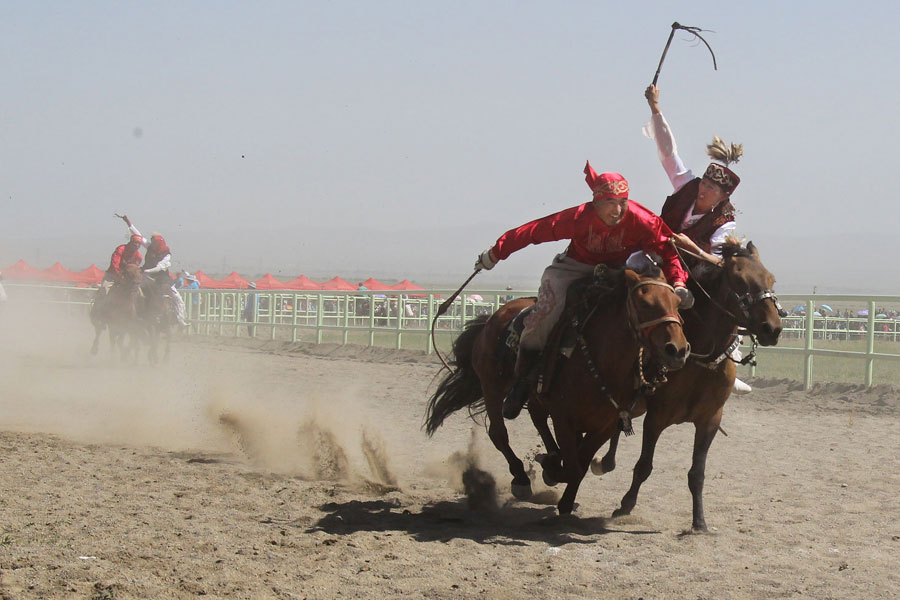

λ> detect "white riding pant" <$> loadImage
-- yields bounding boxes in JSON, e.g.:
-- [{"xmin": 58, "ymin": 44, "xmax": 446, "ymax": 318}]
[
  {"xmin": 519, "ymin": 253, "xmax": 595, "ymax": 351},
  {"xmin": 170, "ymin": 286, "xmax": 186, "ymax": 325}
]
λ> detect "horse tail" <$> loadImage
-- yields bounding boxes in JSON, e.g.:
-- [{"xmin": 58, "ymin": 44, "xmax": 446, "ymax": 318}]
[{"xmin": 424, "ymin": 315, "xmax": 489, "ymax": 436}]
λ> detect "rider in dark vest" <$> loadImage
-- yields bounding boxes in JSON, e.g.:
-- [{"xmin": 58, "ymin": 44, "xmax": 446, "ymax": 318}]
[
  {"xmin": 121, "ymin": 215, "xmax": 188, "ymax": 327},
  {"xmin": 644, "ymin": 84, "xmax": 741, "ymax": 264},
  {"xmin": 644, "ymin": 84, "xmax": 751, "ymax": 395}
]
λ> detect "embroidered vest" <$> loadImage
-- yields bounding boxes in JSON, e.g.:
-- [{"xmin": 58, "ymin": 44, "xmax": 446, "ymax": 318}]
[{"xmin": 660, "ymin": 178, "xmax": 735, "ymax": 253}]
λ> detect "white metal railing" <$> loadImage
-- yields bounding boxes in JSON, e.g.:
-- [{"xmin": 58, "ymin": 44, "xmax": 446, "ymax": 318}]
[{"xmin": 4, "ymin": 283, "xmax": 900, "ymax": 387}]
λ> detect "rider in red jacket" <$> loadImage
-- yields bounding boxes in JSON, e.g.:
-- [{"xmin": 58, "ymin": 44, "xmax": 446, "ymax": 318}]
[{"xmin": 475, "ymin": 162, "xmax": 692, "ymax": 419}]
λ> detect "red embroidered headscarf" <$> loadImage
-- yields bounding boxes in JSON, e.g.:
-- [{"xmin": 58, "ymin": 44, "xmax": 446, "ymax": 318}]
[
  {"xmin": 149, "ymin": 234, "xmax": 170, "ymax": 256},
  {"xmin": 584, "ymin": 161, "xmax": 629, "ymax": 200}
]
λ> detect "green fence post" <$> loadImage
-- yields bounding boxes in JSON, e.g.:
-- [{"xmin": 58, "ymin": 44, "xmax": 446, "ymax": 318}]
[
  {"xmin": 803, "ymin": 299, "xmax": 815, "ymax": 390},
  {"xmin": 292, "ymin": 293, "xmax": 299, "ymax": 343},
  {"xmin": 865, "ymin": 300, "xmax": 875, "ymax": 386},
  {"xmin": 396, "ymin": 294, "xmax": 403, "ymax": 350},
  {"xmin": 343, "ymin": 295, "xmax": 349, "ymax": 345},
  {"xmin": 426, "ymin": 293, "xmax": 435, "ymax": 354},
  {"xmin": 316, "ymin": 293, "xmax": 324, "ymax": 344},
  {"xmin": 368, "ymin": 294, "xmax": 376, "ymax": 347}
]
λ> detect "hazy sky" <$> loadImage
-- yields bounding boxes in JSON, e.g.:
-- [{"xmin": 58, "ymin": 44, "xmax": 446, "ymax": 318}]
[{"xmin": 3, "ymin": 1, "xmax": 899, "ymax": 292}]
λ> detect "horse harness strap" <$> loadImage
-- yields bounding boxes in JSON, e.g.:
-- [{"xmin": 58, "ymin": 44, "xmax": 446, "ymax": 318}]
[
  {"xmin": 574, "ymin": 332, "xmax": 638, "ymax": 436},
  {"xmin": 690, "ymin": 333, "xmax": 741, "ymax": 370},
  {"xmin": 626, "ymin": 280, "xmax": 683, "ymax": 338}
]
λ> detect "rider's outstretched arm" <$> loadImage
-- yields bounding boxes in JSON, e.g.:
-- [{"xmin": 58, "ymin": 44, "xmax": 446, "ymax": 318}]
[{"xmin": 643, "ymin": 85, "xmax": 693, "ymax": 193}]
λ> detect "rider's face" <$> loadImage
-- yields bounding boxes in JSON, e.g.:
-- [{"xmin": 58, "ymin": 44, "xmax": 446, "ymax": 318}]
[
  {"xmin": 592, "ymin": 197, "xmax": 629, "ymax": 227},
  {"xmin": 696, "ymin": 177, "xmax": 728, "ymax": 213}
]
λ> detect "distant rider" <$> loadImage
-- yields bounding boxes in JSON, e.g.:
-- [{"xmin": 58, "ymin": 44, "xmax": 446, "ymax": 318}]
[
  {"xmin": 120, "ymin": 215, "xmax": 188, "ymax": 327},
  {"xmin": 475, "ymin": 163, "xmax": 692, "ymax": 420},
  {"xmin": 95, "ymin": 225, "xmax": 144, "ymax": 312}
]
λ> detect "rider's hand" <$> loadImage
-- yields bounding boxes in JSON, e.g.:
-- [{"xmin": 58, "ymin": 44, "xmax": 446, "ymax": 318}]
[
  {"xmin": 475, "ymin": 247, "xmax": 497, "ymax": 271},
  {"xmin": 675, "ymin": 284, "xmax": 694, "ymax": 309},
  {"xmin": 645, "ymin": 84, "xmax": 661, "ymax": 114},
  {"xmin": 121, "ymin": 214, "xmax": 132, "ymax": 227}
]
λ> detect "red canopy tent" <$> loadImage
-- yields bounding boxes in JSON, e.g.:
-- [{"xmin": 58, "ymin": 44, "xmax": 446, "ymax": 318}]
[
  {"xmin": 253, "ymin": 273, "xmax": 287, "ymax": 290},
  {"xmin": 193, "ymin": 270, "xmax": 224, "ymax": 288},
  {"xmin": 390, "ymin": 280, "xmax": 424, "ymax": 291},
  {"xmin": 321, "ymin": 276, "xmax": 356, "ymax": 291},
  {"xmin": 282, "ymin": 275, "xmax": 322, "ymax": 290},
  {"xmin": 2, "ymin": 259, "xmax": 49, "ymax": 281},
  {"xmin": 42, "ymin": 262, "xmax": 79, "ymax": 282},
  {"xmin": 218, "ymin": 271, "xmax": 252, "ymax": 289},
  {"xmin": 357, "ymin": 277, "xmax": 393, "ymax": 291},
  {"xmin": 74, "ymin": 264, "xmax": 105, "ymax": 284}
]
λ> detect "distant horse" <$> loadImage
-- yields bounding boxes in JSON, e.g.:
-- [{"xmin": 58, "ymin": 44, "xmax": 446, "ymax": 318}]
[
  {"xmin": 90, "ymin": 264, "xmax": 142, "ymax": 360},
  {"xmin": 592, "ymin": 241, "xmax": 783, "ymax": 531},
  {"xmin": 425, "ymin": 266, "xmax": 690, "ymax": 513},
  {"xmin": 138, "ymin": 273, "xmax": 177, "ymax": 365}
]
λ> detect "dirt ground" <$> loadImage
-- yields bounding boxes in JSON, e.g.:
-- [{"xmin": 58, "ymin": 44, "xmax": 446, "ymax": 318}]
[{"xmin": 1, "ymin": 308, "xmax": 899, "ymax": 599}]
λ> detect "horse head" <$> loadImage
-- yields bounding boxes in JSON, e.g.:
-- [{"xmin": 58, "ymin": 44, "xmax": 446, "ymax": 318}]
[
  {"xmin": 623, "ymin": 268, "xmax": 690, "ymax": 370},
  {"xmin": 123, "ymin": 263, "xmax": 143, "ymax": 286},
  {"xmin": 720, "ymin": 241, "xmax": 783, "ymax": 346}
]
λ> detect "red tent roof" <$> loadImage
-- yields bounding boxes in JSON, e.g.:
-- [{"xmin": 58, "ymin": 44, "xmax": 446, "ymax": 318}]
[
  {"xmin": 321, "ymin": 276, "xmax": 357, "ymax": 291},
  {"xmin": 75, "ymin": 264, "xmax": 105, "ymax": 284},
  {"xmin": 219, "ymin": 271, "xmax": 251, "ymax": 289},
  {"xmin": 282, "ymin": 275, "xmax": 322, "ymax": 290},
  {"xmin": 193, "ymin": 270, "xmax": 224, "ymax": 288},
  {"xmin": 253, "ymin": 273, "xmax": 286, "ymax": 290},
  {"xmin": 357, "ymin": 277, "xmax": 393, "ymax": 291},
  {"xmin": 390, "ymin": 279, "xmax": 424, "ymax": 291},
  {"xmin": 2, "ymin": 259, "xmax": 49, "ymax": 280},
  {"xmin": 43, "ymin": 262, "xmax": 78, "ymax": 282}
]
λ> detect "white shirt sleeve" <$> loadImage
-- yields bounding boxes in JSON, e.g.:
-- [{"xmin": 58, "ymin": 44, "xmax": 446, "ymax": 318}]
[
  {"xmin": 643, "ymin": 112, "xmax": 694, "ymax": 193},
  {"xmin": 143, "ymin": 253, "xmax": 171, "ymax": 274},
  {"xmin": 709, "ymin": 222, "xmax": 736, "ymax": 256},
  {"xmin": 128, "ymin": 224, "xmax": 149, "ymax": 248}
]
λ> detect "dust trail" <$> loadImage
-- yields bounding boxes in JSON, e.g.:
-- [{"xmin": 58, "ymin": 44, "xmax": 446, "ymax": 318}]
[
  {"xmin": 297, "ymin": 418, "xmax": 351, "ymax": 480},
  {"xmin": 439, "ymin": 428, "xmax": 500, "ymax": 512},
  {"xmin": 360, "ymin": 428, "xmax": 397, "ymax": 486}
]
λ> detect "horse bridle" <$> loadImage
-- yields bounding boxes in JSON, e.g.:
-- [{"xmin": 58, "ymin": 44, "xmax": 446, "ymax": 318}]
[
  {"xmin": 733, "ymin": 288, "xmax": 788, "ymax": 322},
  {"xmin": 625, "ymin": 279, "xmax": 684, "ymax": 340}
]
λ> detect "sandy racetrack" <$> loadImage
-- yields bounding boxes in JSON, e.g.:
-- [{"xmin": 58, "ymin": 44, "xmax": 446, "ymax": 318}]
[{"xmin": 1, "ymin": 308, "xmax": 899, "ymax": 599}]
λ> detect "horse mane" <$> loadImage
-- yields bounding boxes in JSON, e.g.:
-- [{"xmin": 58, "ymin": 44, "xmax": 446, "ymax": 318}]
[{"xmin": 720, "ymin": 241, "xmax": 752, "ymax": 260}]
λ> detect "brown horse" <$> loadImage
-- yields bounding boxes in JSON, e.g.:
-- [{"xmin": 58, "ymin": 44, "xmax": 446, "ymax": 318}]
[
  {"xmin": 425, "ymin": 266, "xmax": 690, "ymax": 512},
  {"xmin": 590, "ymin": 241, "xmax": 783, "ymax": 531},
  {"xmin": 90, "ymin": 264, "xmax": 143, "ymax": 360}
]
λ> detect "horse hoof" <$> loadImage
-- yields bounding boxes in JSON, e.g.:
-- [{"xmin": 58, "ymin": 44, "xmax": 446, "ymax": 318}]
[
  {"xmin": 510, "ymin": 482, "xmax": 532, "ymax": 500},
  {"xmin": 542, "ymin": 470, "xmax": 558, "ymax": 487},
  {"xmin": 611, "ymin": 507, "xmax": 630, "ymax": 518},
  {"xmin": 590, "ymin": 458, "xmax": 605, "ymax": 476}
]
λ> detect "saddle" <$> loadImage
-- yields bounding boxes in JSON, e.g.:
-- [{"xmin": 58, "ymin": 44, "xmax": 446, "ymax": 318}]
[{"xmin": 495, "ymin": 265, "xmax": 625, "ymax": 387}]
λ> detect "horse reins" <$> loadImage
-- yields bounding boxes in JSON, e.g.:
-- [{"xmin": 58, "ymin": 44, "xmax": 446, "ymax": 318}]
[
  {"xmin": 431, "ymin": 268, "xmax": 481, "ymax": 373},
  {"xmin": 571, "ymin": 276, "xmax": 685, "ymax": 435}
]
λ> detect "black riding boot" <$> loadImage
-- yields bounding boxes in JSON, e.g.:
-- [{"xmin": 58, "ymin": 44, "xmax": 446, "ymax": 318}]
[{"xmin": 502, "ymin": 348, "xmax": 542, "ymax": 420}]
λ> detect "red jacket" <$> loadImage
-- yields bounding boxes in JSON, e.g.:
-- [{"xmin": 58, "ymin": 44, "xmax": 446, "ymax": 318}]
[
  {"xmin": 493, "ymin": 200, "xmax": 688, "ymax": 285},
  {"xmin": 107, "ymin": 244, "xmax": 142, "ymax": 277}
]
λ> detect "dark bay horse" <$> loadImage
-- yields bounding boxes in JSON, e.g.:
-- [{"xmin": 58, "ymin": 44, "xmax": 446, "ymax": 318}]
[
  {"xmin": 138, "ymin": 273, "xmax": 176, "ymax": 365},
  {"xmin": 425, "ymin": 267, "xmax": 690, "ymax": 512},
  {"xmin": 90, "ymin": 264, "xmax": 143, "ymax": 360},
  {"xmin": 592, "ymin": 241, "xmax": 783, "ymax": 531}
]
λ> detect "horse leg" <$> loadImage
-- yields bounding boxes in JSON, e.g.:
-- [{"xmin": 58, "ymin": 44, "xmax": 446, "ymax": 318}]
[
  {"xmin": 483, "ymin": 386, "xmax": 532, "ymax": 500},
  {"xmin": 91, "ymin": 323, "xmax": 103, "ymax": 355},
  {"xmin": 688, "ymin": 410, "xmax": 723, "ymax": 533},
  {"xmin": 557, "ymin": 430, "xmax": 608, "ymax": 515},
  {"xmin": 613, "ymin": 411, "xmax": 665, "ymax": 518},
  {"xmin": 527, "ymin": 401, "xmax": 563, "ymax": 486},
  {"xmin": 591, "ymin": 429, "xmax": 621, "ymax": 476}
]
